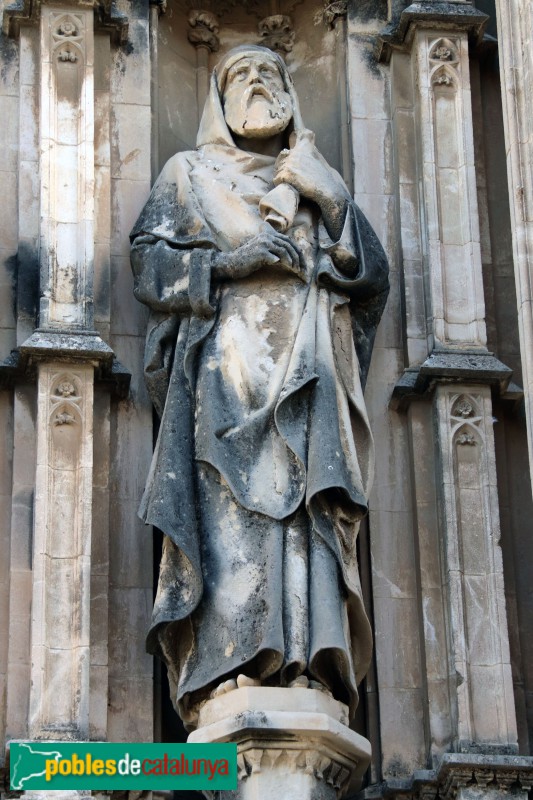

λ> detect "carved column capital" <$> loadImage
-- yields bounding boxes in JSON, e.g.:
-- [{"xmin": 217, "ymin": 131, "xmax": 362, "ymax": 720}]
[
  {"xmin": 150, "ymin": 0, "xmax": 167, "ymax": 15},
  {"xmin": 187, "ymin": 9, "xmax": 220, "ymax": 53},
  {"xmin": 258, "ymin": 13, "xmax": 295, "ymax": 53}
]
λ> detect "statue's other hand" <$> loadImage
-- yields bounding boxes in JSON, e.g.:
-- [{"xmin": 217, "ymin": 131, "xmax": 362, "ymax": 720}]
[{"xmin": 211, "ymin": 232, "xmax": 305, "ymax": 281}]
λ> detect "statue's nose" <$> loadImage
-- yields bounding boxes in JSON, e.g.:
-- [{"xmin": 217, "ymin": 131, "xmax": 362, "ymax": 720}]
[{"xmin": 248, "ymin": 66, "xmax": 262, "ymax": 84}]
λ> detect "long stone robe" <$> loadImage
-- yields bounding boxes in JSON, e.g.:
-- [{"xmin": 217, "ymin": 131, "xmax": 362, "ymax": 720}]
[{"xmin": 130, "ymin": 50, "xmax": 389, "ymax": 729}]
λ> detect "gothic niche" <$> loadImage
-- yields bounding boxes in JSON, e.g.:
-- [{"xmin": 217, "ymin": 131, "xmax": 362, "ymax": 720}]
[{"xmin": 429, "ymin": 37, "xmax": 459, "ymax": 89}]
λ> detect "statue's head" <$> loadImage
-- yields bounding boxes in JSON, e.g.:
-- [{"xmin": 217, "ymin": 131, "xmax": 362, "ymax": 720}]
[
  {"xmin": 196, "ymin": 45, "xmax": 304, "ymax": 149},
  {"xmin": 221, "ymin": 50, "xmax": 292, "ymax": 139}
]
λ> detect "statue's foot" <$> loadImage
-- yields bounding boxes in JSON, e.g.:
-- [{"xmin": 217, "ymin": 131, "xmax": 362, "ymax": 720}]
[
  {"xmin": 236, "ymin": 674, "xmax": 261, "ymax": 688},
  {"xmin": 288, "ymin": 676, "xmax": 333, "ymax": 695},
  {"xmin": 308, "ymin": 679, "xmax": 333, "ymax": 697},
  {"xmin": 210, "ymin": 678, "xmax": 238, "ymax": 699},
  {"xmin": 210, "ymin": 674, "xmax": 260, "ymax": 699},
  {"xmin": 289, "ymin": 675, "xmax": 309, "ymax": 688}
]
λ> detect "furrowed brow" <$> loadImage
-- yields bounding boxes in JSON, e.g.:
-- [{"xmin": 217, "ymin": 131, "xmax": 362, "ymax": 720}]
[{"xmin": 228, "ymin": 59, "xmax": 251, "ymax": 78}]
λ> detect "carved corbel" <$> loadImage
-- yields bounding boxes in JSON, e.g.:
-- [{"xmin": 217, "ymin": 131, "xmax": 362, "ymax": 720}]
[{"xmin": 314, "ymin": 0, "xmax": 347, "ymax": 28}]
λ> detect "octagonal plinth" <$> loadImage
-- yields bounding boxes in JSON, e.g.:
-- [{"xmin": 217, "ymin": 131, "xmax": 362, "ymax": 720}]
[{"xmin": 188, "ymin": 687, "xmax": 371, "ymax": 800}]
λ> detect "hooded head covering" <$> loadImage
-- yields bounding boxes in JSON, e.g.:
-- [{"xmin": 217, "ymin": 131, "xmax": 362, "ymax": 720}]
[{"xmin": 196, "ymin": 45, "xmax": 304, "ymax": 148}]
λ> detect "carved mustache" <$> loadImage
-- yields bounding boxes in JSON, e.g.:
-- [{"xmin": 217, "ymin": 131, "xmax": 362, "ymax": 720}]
[{"xmin": 243, "ymin": 83, "xmax": 274, "ymax": 106}]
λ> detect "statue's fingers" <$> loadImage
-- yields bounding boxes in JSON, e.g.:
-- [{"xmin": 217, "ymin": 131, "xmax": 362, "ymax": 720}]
[
  {"xmin": 266, "ymin": 241, "xmax": 291, "ymax": 262},
  {"xmin": 279, "ymin": 240, "xmax": 303, "ymax": 268},
  {"xmin": 293, "ymin": 128, "xmax": 316, "ymax": 147},
  {"xmin": 267, "ymin": 243, "xmax": 302, "ymax": 272},
  {"xmin": 272, "ymin": 233, "xmax": 304, "ymax": 266}
]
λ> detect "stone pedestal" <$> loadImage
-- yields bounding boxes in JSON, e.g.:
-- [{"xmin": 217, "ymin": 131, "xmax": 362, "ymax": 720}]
[{"xmin": 188, "ymin": 688, "xmax": 371, "ymax": 800}]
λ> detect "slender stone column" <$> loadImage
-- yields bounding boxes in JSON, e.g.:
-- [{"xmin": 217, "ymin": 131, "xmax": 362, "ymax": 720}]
[
  {"xmin": 187, "ymin": 10, "xmax": 219, "ymax": 120},
  {"xmin": 315, "ymin": 2, "xmax": 352, "ymax": 192},
  {"xmin": 493, "ymin": 0, "xmax": 533, "ymax": 499},
  {"xmin": 149, "ymin": 1, "xmax": 166, "ymax": 183}
]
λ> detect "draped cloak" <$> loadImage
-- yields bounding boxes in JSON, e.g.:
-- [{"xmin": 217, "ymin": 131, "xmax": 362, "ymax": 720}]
[{"xmin": 130, "ymin": 46, "xmax": 389, "ymax": 728}]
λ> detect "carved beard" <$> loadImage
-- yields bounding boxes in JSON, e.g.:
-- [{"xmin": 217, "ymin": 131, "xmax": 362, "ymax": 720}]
[{"xmin": 224, "ymin": 83, "xmax": 293, "ymax": 139}]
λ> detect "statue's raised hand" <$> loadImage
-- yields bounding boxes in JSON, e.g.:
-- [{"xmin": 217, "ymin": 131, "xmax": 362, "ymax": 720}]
[
  {"xmin": 211, "ymin": 231, "xmax": 305, "ymax": 281},
  {"xmin": 274, "ymin": 129, "xmax": 350, "ymax": 240}
]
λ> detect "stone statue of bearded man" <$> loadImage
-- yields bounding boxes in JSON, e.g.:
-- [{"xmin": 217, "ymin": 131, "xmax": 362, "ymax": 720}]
[{"xmin": 130, "ymin": 45, "xmax": 389, "ymax": 730}]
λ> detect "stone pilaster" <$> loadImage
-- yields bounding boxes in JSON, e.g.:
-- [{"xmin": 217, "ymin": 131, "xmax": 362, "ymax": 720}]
[
  {"xmin": 493, "ymin": 0, "xmax": 533, "ymax": 499},
  {"xmin": 435, "ymin": 385, "xmax": 516, "ymax": 751},
  {"xmin": 383, "ymin": 1, "xmax": 520, "ymax": 771},
  {"xmin": 384, "ymin": 3, "xmax": 490, "ymax": 365},
  {"xmin": 30, "ymin": 365, "xmax": 94, "ymax": 739},
  {"xmin": 413, "ymin": 26, "xmax": 486, "ymax": 348},
  {"xmin": 39, "ymin": 6, "xmax": 95, "ymax": 330},
  {"xmin": 0, "ymin": 0, "xmax": 130, "ymax": 764}
]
